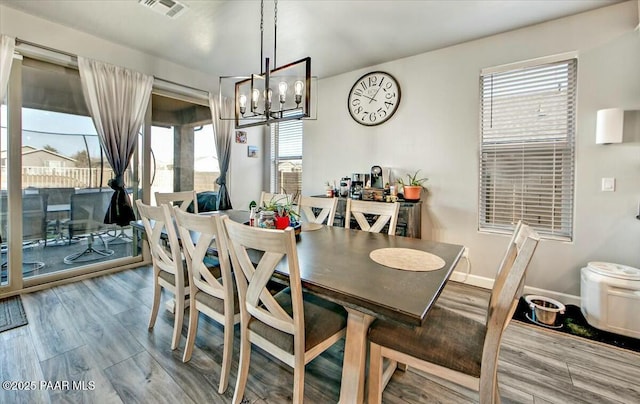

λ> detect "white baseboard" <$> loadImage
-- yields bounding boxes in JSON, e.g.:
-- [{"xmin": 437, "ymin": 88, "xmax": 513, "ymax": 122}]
[{"xmin": 449, "ymin": 270, "xmax": 581, "ymax": 307}]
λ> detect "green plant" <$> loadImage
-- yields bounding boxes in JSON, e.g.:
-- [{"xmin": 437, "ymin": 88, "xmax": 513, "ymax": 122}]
[
  {"xmin": 397, "ymin": 169, "xmax": 428, "ymax": 190},
  {"xmin": 259, "ymin": 193, "xmax": 300, "ymax": 221}
]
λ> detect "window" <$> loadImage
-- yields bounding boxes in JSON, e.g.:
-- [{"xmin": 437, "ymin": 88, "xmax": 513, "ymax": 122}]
[
  {"xmin": 479, "ymin": 57, "xmax": 576, "ymax": 240},
  {"xmin": 270, "ymin": 119, "xmax": 302, "ymax": 196}
]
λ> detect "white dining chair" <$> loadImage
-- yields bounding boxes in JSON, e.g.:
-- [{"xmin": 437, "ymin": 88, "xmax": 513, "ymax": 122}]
[
  {"xmin": 135, "ymin": 199, "xmax": 187, "ymax": 351},
  {"xmin": 345, "ymin": 199, "xmax": 399, "ymax": 235},
  {"xmin": 367, "ymin": 221, "xmax": 540, "ymax": 404},
  {"xmin": 222, "ymin": 217, "xmax": 347, "ymax": 403},
  {"xmin": 155, "ymin": 190, "xmax": 198, "ymax": 213},
  {"xmin": 297, "ymin": 195, "xmax": 338, "ymax": 226},
  {"xmin": 173, "ymin": 208, "xmax": 239, "ymax": 393},
  {"xmin": 259, "ymin": 191, "xmax": 294, "ymax": 208}
]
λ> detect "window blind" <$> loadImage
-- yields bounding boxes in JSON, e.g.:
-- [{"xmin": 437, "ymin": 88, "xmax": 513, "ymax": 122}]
[
  {"xmin": 479, "ymin": 58, "xmax": 576, "ymax": 240},
  {"xmin": 270, "ymin": 118, "xmax": 303, "ymax": 195}
]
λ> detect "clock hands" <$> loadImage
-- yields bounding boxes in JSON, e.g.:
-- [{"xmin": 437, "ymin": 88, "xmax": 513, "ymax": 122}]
[{"xmin": 359, "ymin": 93, "xmax": 378, "ymax": 103}]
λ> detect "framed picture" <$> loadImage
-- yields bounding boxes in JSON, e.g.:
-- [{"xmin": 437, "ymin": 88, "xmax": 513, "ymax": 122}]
[
  {"xmin": 235, "ymin": 131, "xmax": 247, "ymax": 143},
  {"xmin": 247, "ymin": 145, "xmax": 258, "ymax": 158}
]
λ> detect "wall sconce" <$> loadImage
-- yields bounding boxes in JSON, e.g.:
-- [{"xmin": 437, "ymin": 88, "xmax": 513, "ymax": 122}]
[{"xmin": 596, "ymin": 108, "xmax": 624, "ymax": 144}]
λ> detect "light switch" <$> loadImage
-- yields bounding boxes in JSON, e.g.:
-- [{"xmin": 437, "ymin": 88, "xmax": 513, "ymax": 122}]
[{"xmin": 601, "ymin": 177, "xmax": 615, "ymax": 192}]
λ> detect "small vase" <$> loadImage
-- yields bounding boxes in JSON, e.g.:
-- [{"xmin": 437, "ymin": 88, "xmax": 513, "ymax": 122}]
[{"xmin": 275, "ymin": 215, "xmax": 290, "ymax": 230}]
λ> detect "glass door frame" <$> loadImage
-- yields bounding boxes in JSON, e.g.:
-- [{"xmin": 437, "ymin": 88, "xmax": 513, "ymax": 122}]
[{"xmin": 0, "ymin": 53, "xmax": 146, "ymax": 296}]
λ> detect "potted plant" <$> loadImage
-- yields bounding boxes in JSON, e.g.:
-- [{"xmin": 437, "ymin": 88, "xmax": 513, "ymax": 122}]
[
  {"xmin": 258, "ymin": 194, "xmax": 300, "ymax": 229},
  {"xmin": 397, "ymin": 170, "xmax": 428, "ymax": 201}
]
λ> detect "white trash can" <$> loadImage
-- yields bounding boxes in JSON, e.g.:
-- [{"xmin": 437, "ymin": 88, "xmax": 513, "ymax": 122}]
[{"xmin": 580, "ymin": 262, "xmax": 640, "ymax": 339}]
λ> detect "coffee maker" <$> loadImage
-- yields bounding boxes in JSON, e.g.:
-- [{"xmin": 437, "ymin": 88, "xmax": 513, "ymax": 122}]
[{"xmin": 350, "ymin": 173, "xmax": 370, "ymax": 199}]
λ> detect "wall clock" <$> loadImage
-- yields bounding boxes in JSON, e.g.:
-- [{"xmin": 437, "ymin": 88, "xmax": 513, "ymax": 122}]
[{"xmin": 347, "ymin": 71, "xmax": 401, "ymax": 126}]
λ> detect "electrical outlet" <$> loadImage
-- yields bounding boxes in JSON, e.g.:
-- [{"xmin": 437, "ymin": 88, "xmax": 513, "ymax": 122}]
[
  {"xmin": 462, "ymin": 247, "xmax": 469, "ymax": 259},
  {"xmin": 601, "ymin": 178, "xmax": 615, "ymax": 192}
]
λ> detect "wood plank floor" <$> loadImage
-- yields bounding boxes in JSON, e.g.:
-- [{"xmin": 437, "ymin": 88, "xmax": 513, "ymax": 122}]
[{"xmin": 1, "ymin": 265, "xmax": 638, "ymax": 403}]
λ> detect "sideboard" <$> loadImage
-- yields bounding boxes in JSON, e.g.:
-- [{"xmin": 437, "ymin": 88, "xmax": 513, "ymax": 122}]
[{"xmin": 312, "ymin": 196, "xmax": 421, "ymax": 238}]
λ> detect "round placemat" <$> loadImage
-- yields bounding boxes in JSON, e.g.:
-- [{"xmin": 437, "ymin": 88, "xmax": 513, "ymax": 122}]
[
  {"xmin": 301, "ymin": 222, "xmax": 323, "ymax": 231},
  {"xmin": 369, "ymin": 248, "xmax": 445, "ymax": 271}
]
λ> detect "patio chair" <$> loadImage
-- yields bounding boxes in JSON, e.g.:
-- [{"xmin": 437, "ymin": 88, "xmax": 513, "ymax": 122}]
[{"xmin": 63, "ymin": 190, "xmax": 115, "ymax": 264}]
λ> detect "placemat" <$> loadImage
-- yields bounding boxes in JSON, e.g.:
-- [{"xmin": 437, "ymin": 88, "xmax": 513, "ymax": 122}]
[
  {"xmin": 369, "ymin": 248, "xmax": 445, "ymax": 271},
  {"xmin": 301, "ymin": 222, "xmax": 323, "ymax": 231}
]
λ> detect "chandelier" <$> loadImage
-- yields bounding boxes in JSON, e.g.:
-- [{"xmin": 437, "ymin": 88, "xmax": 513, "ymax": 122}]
[{"xmin": 219, "ymin": 0, "xmax": 313, "ymax": 129}]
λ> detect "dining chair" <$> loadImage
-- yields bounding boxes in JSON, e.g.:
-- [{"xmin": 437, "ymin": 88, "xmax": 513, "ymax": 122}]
[
  {"xmin": 155, "ymin": 190, "xmax": 198, "ymax": 213},
  {"xmin": 135, "ymin": 199, "xmax": 187, "ymax": 351},
  {"xmin": 259, "ymin": 191, "xmax": 294, "ymax": 208},
  {"xmin": 367, "ymin": 221, "xmax": 540, "ymax": 404},
  {"xmin": 222, "ymin": 217, "xmax": 348, "ymax": 404},
  {"xmin": 345, "ymin": 199, "xmax": 400, "ymax": 235},
  {"xmin": 297, "ymin": 195, "xmax": 338, "ymax": 226},
  {"xmin": 172, "ymin": 208, "xmax": 240, "ymax": 394}
]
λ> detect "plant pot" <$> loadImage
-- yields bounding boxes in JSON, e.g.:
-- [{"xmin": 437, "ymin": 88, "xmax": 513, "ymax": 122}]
[
  {"xmin": 275, "ymin": 215, "xmax": 290, "ymax": 230},
  {"xmin": 402, "ymin": 186, "xmax": 422, "ymax": 201}
]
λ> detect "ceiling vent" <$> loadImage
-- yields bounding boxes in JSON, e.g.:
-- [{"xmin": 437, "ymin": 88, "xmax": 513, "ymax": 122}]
[{"xmin": 138, "ymin": 0, "xmax": 187, "ymax": 19}]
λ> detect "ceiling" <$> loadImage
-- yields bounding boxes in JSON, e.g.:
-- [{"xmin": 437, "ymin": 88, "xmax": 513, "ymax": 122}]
[{"xmin": 0, "ymin": 0, "xmax": 623, "ymax": 79}]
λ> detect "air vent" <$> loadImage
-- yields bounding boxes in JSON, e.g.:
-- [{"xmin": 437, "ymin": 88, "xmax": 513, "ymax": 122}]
[{"xmin": 138, "ymin": 0, "xmax": 187, "ymax": 19}]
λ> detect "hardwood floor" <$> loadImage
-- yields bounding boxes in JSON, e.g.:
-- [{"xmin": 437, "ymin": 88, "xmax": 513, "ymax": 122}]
[{"xmin": 1, "ymin": 265, "xmax": 638, "ymax": 403}]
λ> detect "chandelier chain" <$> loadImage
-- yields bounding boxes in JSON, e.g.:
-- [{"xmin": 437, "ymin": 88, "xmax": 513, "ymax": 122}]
[
  {"xmin": 260, "ymin": 0, "xmax": 264, "ymax": 72},
  {"xmin": 274, "ymin": 0, "xmax": 278, "ymax": 67}
]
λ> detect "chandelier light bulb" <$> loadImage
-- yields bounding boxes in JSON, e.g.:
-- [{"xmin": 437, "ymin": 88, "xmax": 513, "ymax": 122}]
[
  {"xmin": 294, "ymin": 80, "xmax": 304, "ymax": 105},
  {"xmin": 239, "ymin": 94, "xmax": 247, "ymax": 115},
  {"xmin": 251, "ymin": 88, "xmax": 260, "ymax": 110},
  {"xmin": 278, "ymin": 81, "xmax": 288, "ymax": 103}
]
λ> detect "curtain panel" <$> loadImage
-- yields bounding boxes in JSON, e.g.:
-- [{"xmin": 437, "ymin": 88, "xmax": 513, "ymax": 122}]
[
  {"xmin": 210, "ymin": 94, "xmax": 233, "ymax": 210},
  {"xmin": 78, "ymin": 57, "xmax": 153, "ymax": 225},
  {"xmin": 0, "ymin": 35, "xmax": 15, "ymax": 103}
]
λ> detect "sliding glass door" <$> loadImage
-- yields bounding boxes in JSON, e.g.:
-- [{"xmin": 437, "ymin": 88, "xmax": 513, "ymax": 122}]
[{"xmin": 0, "ymin": 56, "xmax": 142, "ymax": 291}]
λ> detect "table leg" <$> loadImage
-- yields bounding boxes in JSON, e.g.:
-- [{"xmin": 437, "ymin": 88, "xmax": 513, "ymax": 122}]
[{"xmin": 339, "ymin": 308, "xmax": 375, "ymax": 404}]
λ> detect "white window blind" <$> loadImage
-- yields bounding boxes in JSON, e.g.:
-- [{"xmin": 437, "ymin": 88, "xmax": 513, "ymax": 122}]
[
  {"xmin": 270, "ymin": 118, "xmax": 303, "ymax": 195},
  {"xmin": 479, "ymin": 58, "xmax": 576, "ymax": 240}
]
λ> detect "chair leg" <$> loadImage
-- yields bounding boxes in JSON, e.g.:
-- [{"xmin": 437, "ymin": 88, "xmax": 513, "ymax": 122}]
[
  {"xmin": 292, "ymin": 355, "xmax": 305, "ymax": 404},
  {"xmin": 171, "ymin": 293, "xmax": 185, "ymax": 350},
  {"xmin": 182, "ymin": 294, "xmax": 199, "ymax": 363},
  {"xmin": 232, "ymin": 328, "xmax": 252, "ymax": 404},
  {"xmin": 368, "ymin": 342, "xmax": 384, "ymax": 404},
  {"xmin": 218, "ymin": 311, "xmax": 235, "ymax": 394},
  {"xmin": 148, "ymin": 277, "xmax": 161, "ymax": 330}
]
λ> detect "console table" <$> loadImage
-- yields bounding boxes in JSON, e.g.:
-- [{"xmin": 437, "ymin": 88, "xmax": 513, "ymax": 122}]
[{"xmin": 312, "ymin": 196, "xmax": 422, "ymax": 238}]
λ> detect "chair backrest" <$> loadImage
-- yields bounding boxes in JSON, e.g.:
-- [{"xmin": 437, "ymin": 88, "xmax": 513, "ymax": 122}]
[
  {"xmin": 259, "ymin": 192, "xmax": 294, "ymax": 209},
  {"xmin": 298, "ymin": 196, "xmax": 338, "ymax": 226},
  {"xmin": 68, "ymin": 190, "xmax": 113, "ymax": 235},
  {"xmin": 222, "ymin": 217, "xmax": 304, "ymax": 350},
  {"xmin": 39, "ymin": 187, "xmax": 75, "ymax": 205},
  {"xmin": 345, "ymin": 199, "xmax": 400, "ymax": 235},
  {"xmin": 480, "ymin": 221, "xmax": 539, "ymax": 401},
  {"xmin": 173, "ymin": 208, "xmax": 234, "ymax": 306},
  {"xmin": 0, "ymin": 194, "xmax": 47, "ymax": 242},
  {"xmin": 135, "ymin": 199, "xmax": 183, "ymax": 278},
  {"xmin": 155, "ymin": 190, "xmax": 198, "ymax": 214}
]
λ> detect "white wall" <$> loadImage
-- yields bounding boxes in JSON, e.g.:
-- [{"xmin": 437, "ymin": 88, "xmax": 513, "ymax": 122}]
[
  {"xmin": 0, "ymin": 5, "xmax": 262, "ymax": 211},
  {"xmin": 303, "ymin": 1, "xmax": 640, "ymax": 298}
]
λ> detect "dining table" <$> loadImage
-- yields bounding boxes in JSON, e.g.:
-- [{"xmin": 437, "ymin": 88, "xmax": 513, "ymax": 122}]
[{"xmin": 132, "ymin": 209, "xmax": 465, "ymax": 403}]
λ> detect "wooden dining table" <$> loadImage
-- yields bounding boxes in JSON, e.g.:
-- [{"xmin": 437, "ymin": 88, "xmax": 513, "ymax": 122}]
[{"xmin": 132, "ymin": 210, "xmax": 465, "ymax": 403}]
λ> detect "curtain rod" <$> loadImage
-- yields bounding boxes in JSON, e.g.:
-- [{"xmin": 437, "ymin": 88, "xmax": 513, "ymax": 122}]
[{"xmin": 15, "ymin": 38, "xmax": 210, "ymax": 96}]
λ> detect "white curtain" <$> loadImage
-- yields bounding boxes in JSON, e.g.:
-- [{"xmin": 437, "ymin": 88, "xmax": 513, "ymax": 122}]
[
  {"xmin": 209, "ymin": 94, "xmax": 234, "ymax": 210},
  {"xmin": 0, "ymin": 35, "xmax": 15, "ymax": 103},
  {"xmin": 78, "ymin": 56, "xmax": 153, "ymax": 225}
]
